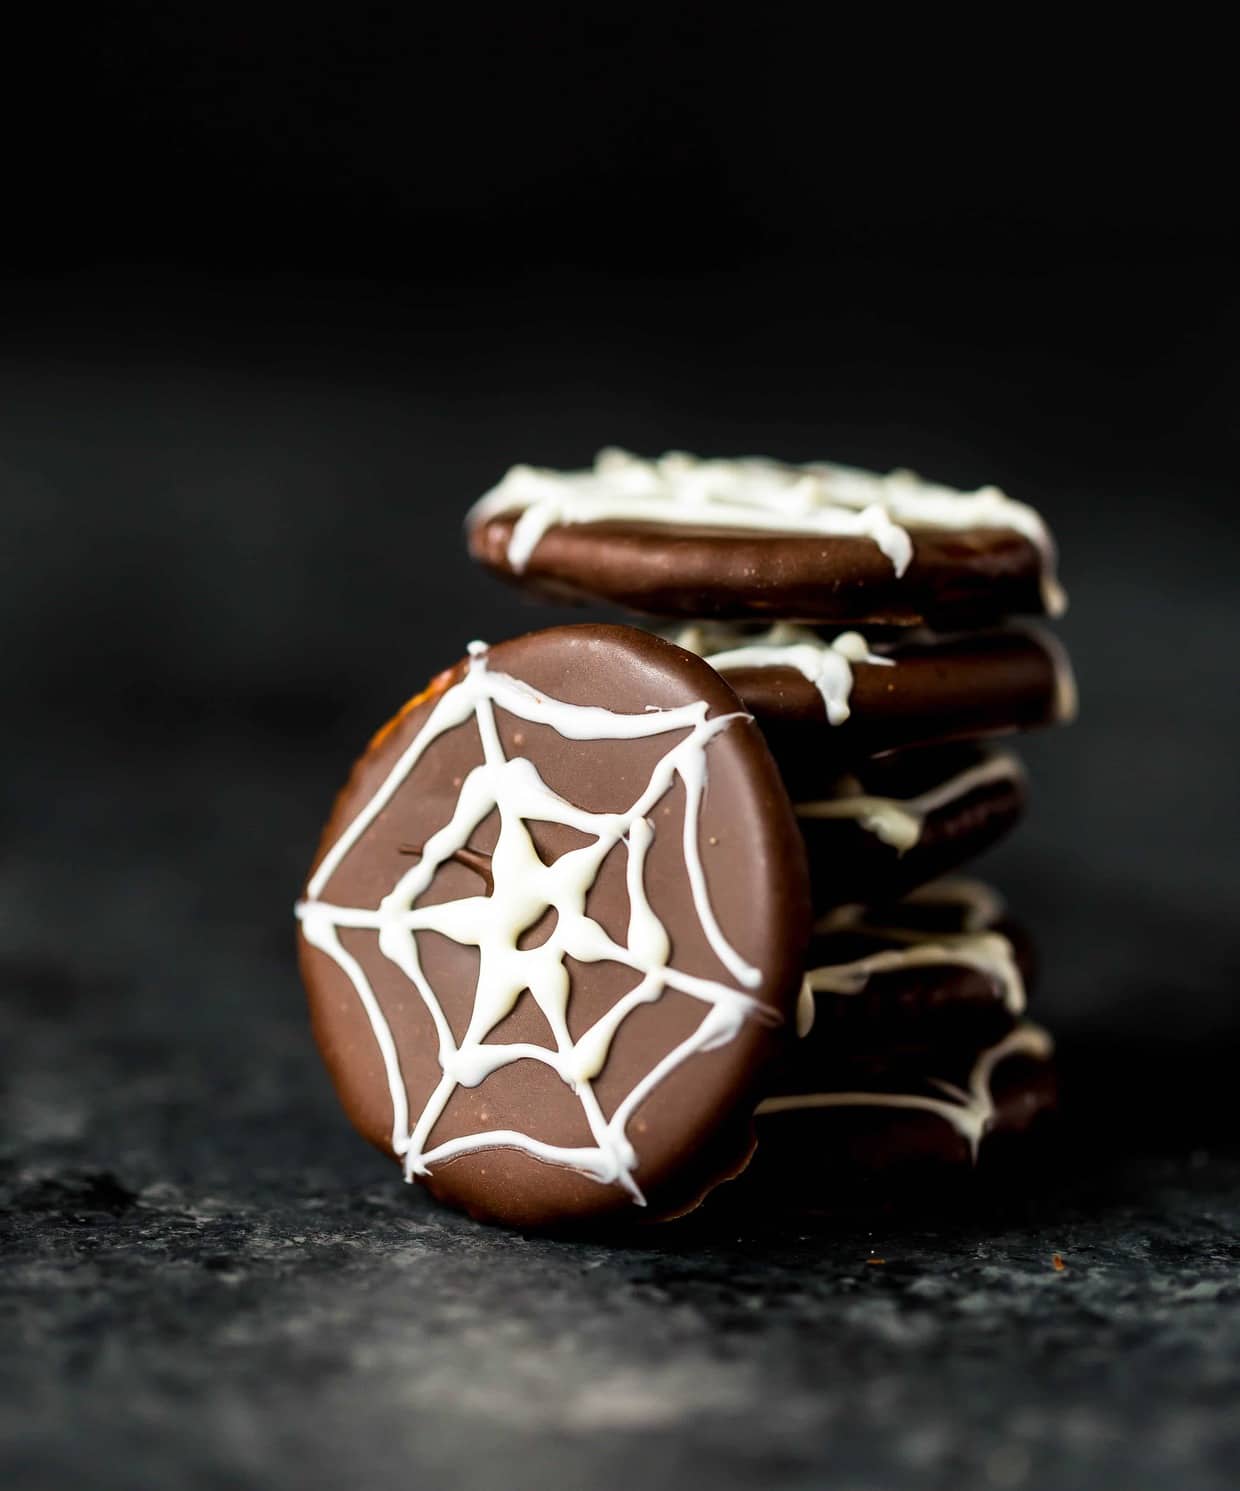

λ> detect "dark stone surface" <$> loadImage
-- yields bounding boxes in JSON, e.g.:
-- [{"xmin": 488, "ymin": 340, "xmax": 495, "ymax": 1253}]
[{"xmin": 3, "ymin": 283, "xmax": 1239, "ymax": 1489}]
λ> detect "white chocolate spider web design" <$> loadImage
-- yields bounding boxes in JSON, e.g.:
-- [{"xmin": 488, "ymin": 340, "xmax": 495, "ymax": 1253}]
[{"xmin": 295, "ymin": 642, "xmax": 774, "ymax": 1205}]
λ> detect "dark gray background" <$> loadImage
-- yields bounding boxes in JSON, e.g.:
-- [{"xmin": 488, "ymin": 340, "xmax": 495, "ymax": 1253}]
[{"xmin": 3, "ymin": 13, "xmax": 1239, "ymax": 1490}]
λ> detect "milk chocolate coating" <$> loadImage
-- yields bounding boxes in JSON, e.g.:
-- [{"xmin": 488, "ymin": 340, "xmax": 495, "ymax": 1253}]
[
  {"xmin": 297, "ymin": 624, "xmax": 811, "ymax": 1228},
  {"xmin": 469, "ymin": 513, "xmax": 1049, "ymax": 625},
  {"xmin": 794, "ymin": 916, "xmax": 1036, "ymax": 1072},
  {"xmin": 725, "ymin": 628, "xmax": 1064, "ymax": 791},
  {"xmin": 799, "ymin": 745, "xmax": 1027, "ymax": 911}
]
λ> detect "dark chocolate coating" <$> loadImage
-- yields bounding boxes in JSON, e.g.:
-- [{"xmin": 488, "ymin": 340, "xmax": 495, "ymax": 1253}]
[
  {"xmin": 792, "ymin": 916, "xmax": 1036, "ymax": 1072},
  {"xmin": 724, "ymin": 628, "xmax": 1064, "ymax": 791},
  {"xmin": 799, "ymin": 745, "xmax": 1027, "ymax": 911},
  {"xmin": 297, "ymin": 624, "xmax": 811, "ymax": 1228},
  {"xmin": 469, "ymin": 513, "xmax": 1049, "ymax": 625},
  {"xmin": 747, "ymin": 1042, "xmax": 1058, "ymax": 1201}
]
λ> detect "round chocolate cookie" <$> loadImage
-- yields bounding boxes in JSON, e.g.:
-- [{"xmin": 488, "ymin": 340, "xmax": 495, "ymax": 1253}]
[
  {"xmin": 675, "ymin": 622, "xmax": 1075, "ymax": 791},
  {"xmin": 467, "ymin": 449, "xmax": 1066, "ymax": 626},
  {"xmin": 748, "ymin": 1022, "xmax": 1057, "ymax": 1200},
  {"xmin": 796, "ymin": 744, "xmax": 1028, "ymax": 911},
  {"xmin": 295, "ymin": 623, "xmax": 811, "ymax": 1228},
  {"xmin": 792, "ymin": 882, "xmax": 1037, "ymax": 1068}
]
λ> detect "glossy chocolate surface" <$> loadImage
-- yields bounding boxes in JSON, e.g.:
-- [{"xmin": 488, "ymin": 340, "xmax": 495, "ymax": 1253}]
[
  {"xmin": 470, "ymin": 513, "xmax": 1049, "ymax": 625},
  {"xmin": 298, "ymin": 624, "xmax": 811, "ymax": 1227},
  {"xmin": 727, "ymin": 628, "xmax": 1064, "ymax": 790}
]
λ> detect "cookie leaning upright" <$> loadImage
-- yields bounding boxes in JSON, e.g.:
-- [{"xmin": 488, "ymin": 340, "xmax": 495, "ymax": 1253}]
[{"xmin": 295, "ymin": 624, "xmax": 810, "ymax": 1228}]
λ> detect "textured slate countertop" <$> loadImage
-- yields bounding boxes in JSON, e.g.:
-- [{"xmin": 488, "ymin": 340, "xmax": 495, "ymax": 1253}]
[{"xmin": 3, "ymin": 318, "xmax": 1238, "ymax": 1490}]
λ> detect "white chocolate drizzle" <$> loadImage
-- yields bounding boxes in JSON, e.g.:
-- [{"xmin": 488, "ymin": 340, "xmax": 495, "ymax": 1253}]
[
  {"xmin": 795, "ymin": 880, "xmax": 1022, "ymax": 1038},
  {"xmin": 673, "ymin": 622, "xmax": 892, "ymax": 726},
  {"xmin": 296, "ymin": 642, "xmax": 773, "ymax": 1205},
  {"xmin": 756, "ymin": 1022, "xmax": 1054, "ymax": 1158},
  {"xmin": 803, "ymin": 934, "xmax": 1025, "ymax": 1019},
  {"xmin": 470, "ymin": 448, "xmax": 1066, "ymax": 615},
  {"xmin": 795, "ymin": 749, "xmax": 1025, "ymax": 853}
]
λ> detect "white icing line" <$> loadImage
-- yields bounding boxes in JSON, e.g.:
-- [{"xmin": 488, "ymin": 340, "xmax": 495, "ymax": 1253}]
[
  {"xmin": 674, "ymin": 622, "xmax": 892, "ymax": 726},
  {"xmin": 795, "ymin": 750, "xmax": 1025, "ymax": 853},
  {"xmin": 755, "ymin": 1022, "xmax": 1054, "ymax": 1158},
  {"xmin": 795, "ymin": 979, "xmax": 817, "ymax": 1039},
  {"xmin": 296, "ymin": 643, "xmax": 771, "ymax": 1204},
  {"xmin": 470, "ymin": 448, "xmax": 1066, "ymax": 614},
  {"xmin": 298, "ymin": 910, "xmax": 410, "ymax": 1151}
]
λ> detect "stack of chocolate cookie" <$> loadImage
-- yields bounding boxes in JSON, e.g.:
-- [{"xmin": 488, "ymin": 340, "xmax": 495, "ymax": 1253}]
[{"xmin": 295, "ymin": 450, "xmax": 1073, "ymax": 1227}]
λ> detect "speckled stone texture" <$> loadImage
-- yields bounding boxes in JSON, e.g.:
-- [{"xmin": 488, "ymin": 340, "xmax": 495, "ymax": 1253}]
[{"xmin": 3, "ymin": 324, "xmax": 1239, "ymax": 1491}]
